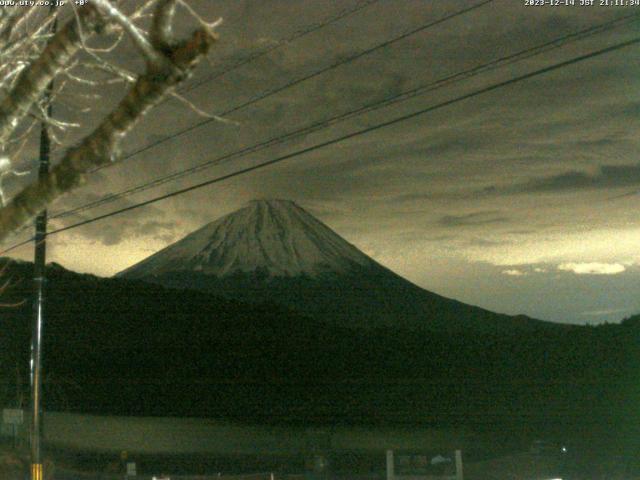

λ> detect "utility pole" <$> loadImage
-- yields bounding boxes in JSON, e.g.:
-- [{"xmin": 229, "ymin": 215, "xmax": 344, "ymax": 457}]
[
  {"xmin": 30, "ymin": 8, "xmax": 56, "ymax": 480},
  {"xmin": 30, "ymin": 101, "xmax": 51, "ymax": 480}
]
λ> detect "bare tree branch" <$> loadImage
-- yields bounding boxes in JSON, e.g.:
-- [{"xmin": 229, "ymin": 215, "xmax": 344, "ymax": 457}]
[
  {"xmin": 151, "ymin": 0, "xmax": 177, "ymax": 49},
  {"xmin": 169, "ymin": 90, "xmax": 238, "ymax": 125},
  {"xmin": 0, "ymin": 6, "xmax": 107, "ymax": 146},
  {"xmin": 91, "ymin": 0, "xmax": 164, "ymax": 65},
  {"xmin": 0, "ymin": 10, "xmax": 218, "ymax": 241},
  {"xmin": 0, "ymin": 7, "xmax": 31, "ymax": 45}
]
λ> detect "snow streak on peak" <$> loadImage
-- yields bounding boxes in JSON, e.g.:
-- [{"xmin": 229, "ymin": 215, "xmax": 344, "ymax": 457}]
[{"xmin": 119, "ymin": 199, "xmax": 377, "ymax": 278}]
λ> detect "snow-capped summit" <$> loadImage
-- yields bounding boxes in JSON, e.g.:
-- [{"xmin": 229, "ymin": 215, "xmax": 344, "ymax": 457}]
[{"xmin": 119, "ymin": 199, "xmax": 377, "ymax": 279}]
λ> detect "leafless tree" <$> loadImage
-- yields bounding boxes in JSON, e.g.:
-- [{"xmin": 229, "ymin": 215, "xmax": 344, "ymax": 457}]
[{"xmin": 0, "ymin": 0, "xmax": 220, "ymax": 243}]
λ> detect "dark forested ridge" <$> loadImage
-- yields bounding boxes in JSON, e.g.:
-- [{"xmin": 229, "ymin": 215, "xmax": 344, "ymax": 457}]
[
  {"xmin": 135, "ymin": 267, "xmax": 559, "ymax": 334},
  {"xmin": 0, "ymin": 259, "xmax": 638, "ymax": 448}
]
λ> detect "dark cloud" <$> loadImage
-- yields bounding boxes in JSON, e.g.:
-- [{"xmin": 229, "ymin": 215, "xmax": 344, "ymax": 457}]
[
  {"xmin": 76, "ymin": 219, "xmax": 177, "ymax": 247},
  {"xmin": 438, "ymin": 210, "xmax": 509, "ymax": 227},
  {"xmin": 391, "ymin": 193, "xmax": 439, "ymax": 203},
  {"xmin": 50, "ymin": 197, "xmax": 179, "ymax": 246},
  {"xmin": 484, "ymin": 163, "xmax": 640, "ymax": 195},
  {"xmin": 619, "ymin": 100, "xmax": 640, "ymax": 119},
  {"xmin": 572, "ymin": 138, "xmax": 618, "ymax": 149},
  {"xmin": 464, "ymin": 237, "xmax": 511, "ymax": 248}
]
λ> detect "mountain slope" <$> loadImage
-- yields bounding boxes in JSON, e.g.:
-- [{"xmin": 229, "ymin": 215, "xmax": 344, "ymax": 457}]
[{"xmin": 118, "ymin": 199, "xmax": 556, "ymax": 333}]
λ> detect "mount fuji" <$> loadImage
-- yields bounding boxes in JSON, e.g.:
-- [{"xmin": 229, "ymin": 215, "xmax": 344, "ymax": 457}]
[{"xmin": 118, "ymin": 199, "xmax": 553, "ymax": 333}]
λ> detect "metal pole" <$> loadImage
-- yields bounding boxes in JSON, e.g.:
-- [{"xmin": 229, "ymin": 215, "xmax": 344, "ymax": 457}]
[{"xmin": 30, "ymin": 9, "xmax": 56, "ymax": 480}]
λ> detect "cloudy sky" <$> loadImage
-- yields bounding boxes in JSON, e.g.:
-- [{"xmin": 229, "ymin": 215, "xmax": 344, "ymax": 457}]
[{"xmin": 3, "ymin": 0, "xmax": 640, "ymax": 325}]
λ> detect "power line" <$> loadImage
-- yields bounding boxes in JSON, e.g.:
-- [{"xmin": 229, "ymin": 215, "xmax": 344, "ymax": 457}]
[
  {"xmin": 2, "ymin": 33, "xmax": 636, "ymax": 255},
  {"xmin": 1, "ymin": 235, "xmax": 38, "ymax": 255},
  {"xmin": 134, "ymin": 0, "xmax": 383, "ymax": 113},
  {"xmin": 179, "ymin": 0, "xmax": 383, "ymax": 95},
  {"xmin": 91, "ymin": 0, "xmax": 495, "ymax": 173},
  {"xmin": 50, "ymin": 11, "xmax": 640, "ymax": 220}
]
